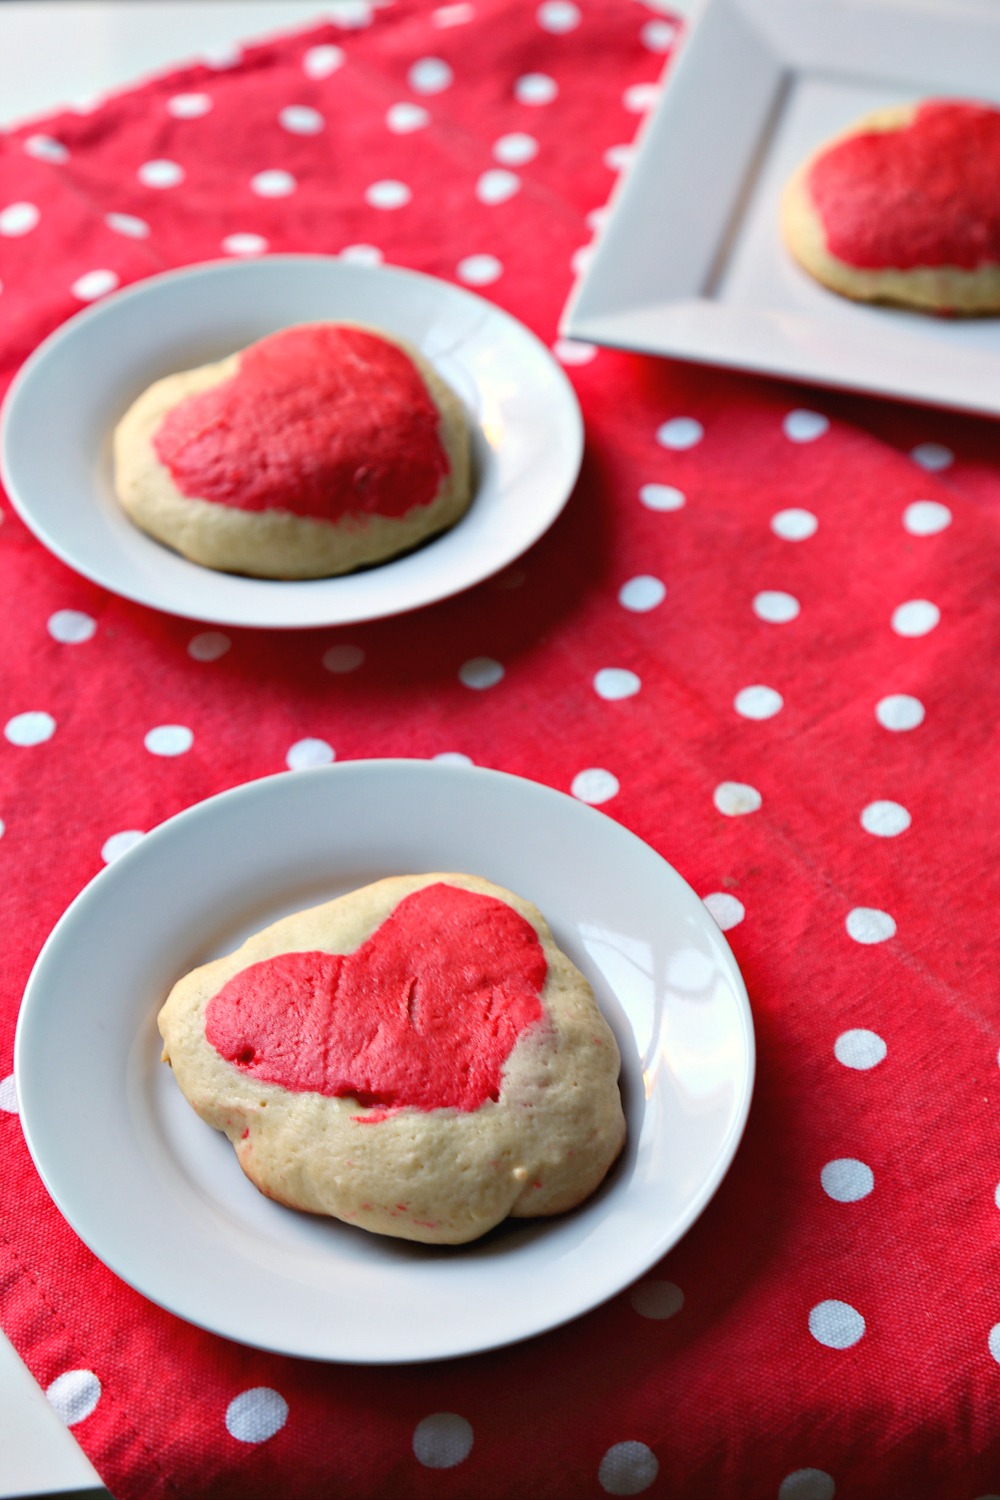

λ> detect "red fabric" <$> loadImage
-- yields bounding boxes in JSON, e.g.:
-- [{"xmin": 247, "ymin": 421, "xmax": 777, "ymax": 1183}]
[{"xmin": 2, "ymin": 4, "xmax": 1000, "ymax": 1498}]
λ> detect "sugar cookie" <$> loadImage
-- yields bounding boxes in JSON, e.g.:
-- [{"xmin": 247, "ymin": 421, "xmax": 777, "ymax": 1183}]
[
  {"xmin": 158, "ymin": 874, "xmax": 627, "ymax": 1244},
  {"xmin": 113, "ymin": 322, "xmax": 471, "ymax": 577},
  {"xmin": 781, "ymin": 99, "xmax": 1000, "ymax": 314}
]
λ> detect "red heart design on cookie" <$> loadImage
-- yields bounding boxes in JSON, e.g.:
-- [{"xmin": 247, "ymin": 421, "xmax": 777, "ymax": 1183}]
[
  {"xmin": 152, "ymin": 323, "xmax": 450, "ymax": 520},
  {"xmin": 205, "ymin": 883, "xmax": 547, "ymax": 1113},
  {"xmin": 806, "ymin": 100, "xmax": 1000, "ymax": 271}
]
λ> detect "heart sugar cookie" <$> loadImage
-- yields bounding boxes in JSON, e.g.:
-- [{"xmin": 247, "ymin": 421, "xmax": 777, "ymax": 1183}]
[
  {"xmin": 113, "ymin": 322, "xmax": 471, "ymax": 578},
  {"xmin": 158, "ymin": 873, "xmax": 627, "ymax": 1244},
  {"xmin": 781, "ymin": 99, "xmax": 1000, "ymax": 314}
]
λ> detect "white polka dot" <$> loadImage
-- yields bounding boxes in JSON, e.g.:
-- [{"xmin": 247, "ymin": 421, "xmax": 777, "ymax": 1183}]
[
  {"xmin": 783, "ymin": 409, "xmax": 829, "ymax": 443},
  {"xmin": 875, "ymin": 693, "xmax": 924, "ymax": 731},
  {"xmin": 409, "ymin": 57, "xmax": 454, "ymax": 94},
  {"xmin": 594, "ymin": 667, "xmax": 640, "ymax": 700},
  {"xmin": 286, "ymin": 738, "xmax": 335, "ymax": 770},
  {"xmin": 623, "ymin": 83, "xmax": 660, "ymax": 113},
  {"xmin": 537, "ymin": 1, "xmax": 580, "ymax": 32},
  {"xmin": 734, "ymin": 685, "xmax": 783, "ymax": 720},
  {"xmin": 458, "ymin": 656, "xmax": 504, "ymax": 690},
  {"xmin": 515, "ymin": 73, "xmax": 558, "ymax": 105},
  {"xmin": 387, "ymin": 102, "xmax": 430, "ymax": 133},
  {"xmin": 188, "ymin": 631, "xmax": 230, "ymax": 662},
  {"xmin": 618, "ymin": 575, "xmax": 665, "ymax": 612},
  {"xmin": 366, "ymin": 179, "xmax": 411, "ymax": 209},
  {"xmin": 771, "ymin": 508, "xmax": 817, "ymax": 541},
  {"xmin": 834, "ymin": 1028, "xmax": 886, "ymax": 1070},
  {"xmin": 330, "ymin": 0, "xmax": 373, "ymax": 26},
  {"xmin": 222, "ymin": 233, "xmax": 268, "ymax": 257},
  {"xmin": 433, "ymin": 2, "xmax": 475, "ymax": 23},
  {"xmin": 0, "ymin": 1074, "xmax": 18, "ymax": 1113},
  {"xmin": 225, "ymin": 1387, "xmax": 288, "ymax": 1444},
  {"xmin": 71, "ymin": 268, "xmax": 119, "ymax": 302},
  {"xmin": 279, "ymin": 104, "xmax": 324, "ymax": 135},
  {"xmin": 779, "ymin": 1469, "xmax": 836, "ymax": 1500},
  {"xmin": 846, "ymin": 907, "xmax": 896, "ymax": 944},
  {"xmin": 339, "ymin": 243, "xmax": 383, "ymax": 265},
  {"xmin": 105, "ymin": 212, "xmax": 149, "ymax": 238},
  {"xmin": 630, "ymin": 1280, "xmax": 684, "ymax": 1319},
  {"xmin": 571, "ymin": 244, "xmax": 594, "ymax": 276},
  {"xmin": 137, "ymin": 159, "xmax": 184, "ymax": 189},
  {"xmin": 476, "ymin": 168, "xmax": 520, "ymax": 204},
  {"xmin": 433, "ymin": 751, "xmax": 474, "ymax": 766},
  {"xmin": 891, "ymin": 599, "xmax": 939, "ymax": 637},
  {"xmin": 493, "ymin": 132, "xmax": 538, "ymax": 165},
  {"xmin": 457, "ymin": 254, "xmax": 502, "ymax": 285},
  {"xmin": 101, "ymin": 829, "xmax": 144, "ymax": 863},
  {"xmin": 703, "ymin": 892, "xmax": 745, "ymax": 931},
  {"xmin": 656, "ymin": 416, "xmax": 702, "ymax": 450},
  {"xmin": 808, "ymin": 1300, "xmax": 865, "ymax": 1349},
  {"xmin": 753, "ymin": 590, "xmax": 800, "ymax": 624},
  {"xmin": 554, "ymin": 338, "xmax": 597, "ymax": 365},
  {"xmin": 413, "ymin": 1412, "xmax": 473, "ymax": 1468},
  {"xmin": 202, "ymin": 43, "xmax": 242, "ymax": 68},
  {"xmin": 250, "ymin": 170, "xmax": 296, "ymax": 198},
  {"xmin": 167, "ymin": 92, "xmax": 212, "ymax": 118},
  {"xmin": 46, "ymin": 1371, "xmax": 101, "ymax": 1427},
  {"xmin": 641, "ymin": 18, "xmax": 677, "ymax": 50},
  {"xmin": 903, "ymin": 500, "xmax": 951, "ymax": 536},
  {"xmin": 586, "ymin": 207, "xmax": 609, "ymax": 233},
  {"xmin": 860, "ymin": 800, "xmax": 910, "ymax": 837},
  {"xmin": 144, "ymin": 724, "xmax": 193, "ymax": 757},
  {"xmin": 572, "ymin": 768, "xmax": 619, "ymax": 805},
  {"xmin": 713, "ymin": 781, "xmax": 762, "ymax": 817},
  {"xmin": 48, "ymin": 609, "xmax": 96, "ymax": 643},
  {"xmin": 5, "ymin": 712, "xmax": 55, "ymax": 746},
  {"xmin": 303, "ymin": 44, "xmax": 345, "ymax": 78},
  {"xmin": 821, "ymin": 1159, "xmax": 874, "ymax": 1203},
  {"xmin": 322, "ymin": 643, "xmax": 364, "ymax": 673},
  {"xmin": 599, "ymin": 1441, "xmax": 659, "ymax": 1495},
  {"xmin": 0, "ymin": 202, "xmax": 40, "ymax": 236},
  {"xmin": 24, "ymin": 135, "xmax": 69, "ymax": 163},
  {"xmin": 910, "ymin": 442, "xmax": 953, "ymax": 472},
  {"xmin": 604, "ymin": 144, "xmax": 633, "ymax": 171},
  {"xmin": 640, "ymin": 483, "xmax": 685, "ymax": 511}
]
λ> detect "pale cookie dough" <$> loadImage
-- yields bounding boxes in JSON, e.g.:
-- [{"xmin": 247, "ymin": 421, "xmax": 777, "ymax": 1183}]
[
  {"xmin": 158, "ymin": 873, "xmax": 627, "ymax": 1245},
  {"xmin": 781, "ymin": 100, "xmax": 1000, "ymax": 315},
  {"xmin": 112, "ymin": 323, "xmax": 471, "ymax": 578}
]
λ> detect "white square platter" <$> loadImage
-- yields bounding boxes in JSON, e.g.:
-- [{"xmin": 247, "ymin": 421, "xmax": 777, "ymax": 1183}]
[{"xmin": 562, "ymin": 0, "xmax": 1000, "ymax": 416}]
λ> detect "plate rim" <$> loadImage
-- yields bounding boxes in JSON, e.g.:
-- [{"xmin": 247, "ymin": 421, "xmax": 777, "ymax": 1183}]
[
  {"xmin": 14, "ymin": 760, "xmax": 755, "ymax": 1363},
  {"xmin": 1, "ymin": 255, "xmax": 584, "ymax": 629}
]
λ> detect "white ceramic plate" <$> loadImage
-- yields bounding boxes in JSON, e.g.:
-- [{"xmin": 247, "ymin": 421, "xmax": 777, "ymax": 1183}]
[
  {"xmin": 1, "ymin": 258, "xmax": 583, "ymax": 628},
  {"xmin": 15, "ymin": 761, "xmax": 753, "ymax": 1364},
  {"xmin": 563, "ymin": 0, "xmax": 1000, "ymax": 416}
]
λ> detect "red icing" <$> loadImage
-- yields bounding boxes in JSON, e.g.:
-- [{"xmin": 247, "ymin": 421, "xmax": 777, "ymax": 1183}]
[
  {"xmin": 204, "ymin": 883, "xmax": 547, "ymax": 1112},
  {"xmin": 807, "ymin": 100, "xmax": 1000, "ymax": 271},
  {"xmin": 151, "ymin": 324, "xmax": 450, "ymax": 519}
]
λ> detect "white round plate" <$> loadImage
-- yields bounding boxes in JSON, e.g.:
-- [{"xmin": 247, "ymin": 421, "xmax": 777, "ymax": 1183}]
[
  {"xmin": 15, "ymin": 762, "xmax": 754, "ymax": 1364},
  {"xmin": 0, "ymin": 258, "xmax": 583, "ymax": 629}
]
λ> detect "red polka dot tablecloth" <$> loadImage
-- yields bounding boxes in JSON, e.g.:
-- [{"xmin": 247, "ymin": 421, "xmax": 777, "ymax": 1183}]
[{"xmin": 3, "ymin": 3, "xmax": 1000, "ymax": 1498}]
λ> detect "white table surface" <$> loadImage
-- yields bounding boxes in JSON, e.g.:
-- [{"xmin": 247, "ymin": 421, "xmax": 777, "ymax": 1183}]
[{"xmin": 0, "ymin": 2, "xmax": 693, "ymax": 1494}]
